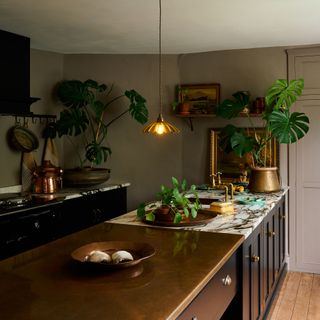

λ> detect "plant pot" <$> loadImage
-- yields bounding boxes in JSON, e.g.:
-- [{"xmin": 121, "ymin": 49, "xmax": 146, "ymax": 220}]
[
  {"xmin": 248, "ymin": 167, "xmax": 280, "ymax": 193},
  {"xmin": 154, "ymin": 206, "xmax": 174, "ymax": 222},
  {"xmin": 178, "ymin": 102, "xmax": 191, "ymax": 115},
  {"xmin": 63, "ymin": 167, "xmax": 111, "ymax": 187}
]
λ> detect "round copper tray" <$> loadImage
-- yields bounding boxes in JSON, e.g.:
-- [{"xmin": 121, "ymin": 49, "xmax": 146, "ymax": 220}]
[
  {"xmin": 71, "ymin": 241, "xmax": 155, "ymax": 269},
  {"xmin": 143, "ymin": 209, "xmax": 217, "ymax": 227}
]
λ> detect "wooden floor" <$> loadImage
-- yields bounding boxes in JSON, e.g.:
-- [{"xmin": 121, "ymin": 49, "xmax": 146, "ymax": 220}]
[{"xmin": 267, "ymin": 272, "xmax": 320, "ymax": 320}]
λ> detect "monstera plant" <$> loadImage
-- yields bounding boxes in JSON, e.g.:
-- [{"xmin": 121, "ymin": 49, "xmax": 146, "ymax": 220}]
[
  {"xmin": 215, "ymin": 79, "xmax": 309, "ymax": 192},
  {"xmin": 45, "ymin": 79, "xmax": 148, "ymax": 186},
  {"xmin": 216, "ymin": 79, "xmax": 309, "ymax": 167}
]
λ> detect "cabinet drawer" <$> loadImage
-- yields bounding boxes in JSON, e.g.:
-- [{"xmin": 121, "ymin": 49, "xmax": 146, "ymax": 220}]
[{"xmin": 177, "ymin": 252, "xmax": 238, "ymax": 320}]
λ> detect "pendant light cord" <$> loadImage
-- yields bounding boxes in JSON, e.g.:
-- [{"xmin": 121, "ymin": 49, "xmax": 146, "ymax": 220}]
[{"xmin": 158, "ymin": 0, "xmax": 162, "ymax": 114}]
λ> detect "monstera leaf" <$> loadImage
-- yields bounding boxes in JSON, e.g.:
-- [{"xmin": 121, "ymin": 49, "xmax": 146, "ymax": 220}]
[
  {"xmin": 230, "ymin": 132, "xmax": 256, "ymax": 157},
  {"xmin": 268, "ymin": 110, "xmax": 309, "ymax": 144},
  {"xmin": 85, "ymin": 142, "xmax": 112, "ymax": 165},
  {"xmin": 125, "ymin": 90, "xmax": 148, "ymax": 124},
  {"xmin": 56, "ymin": 108, "xmax": 89, "ymax": 136},
  {"xmin": 57, "ymin": 80, "xmax": 107, "ymax": 109},
  {"xmin": 265, "ymin": 79, "xmax": 304, "ymax": 110},
  {"xmin": 215, "ymin": 91, "xmax": 250, "ymax": 119}
]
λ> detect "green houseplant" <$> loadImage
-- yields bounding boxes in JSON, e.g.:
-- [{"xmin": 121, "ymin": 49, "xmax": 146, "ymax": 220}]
[
  {"xmin": 215, "ymin": 79, "xmax": 309, "ymax": 192},
  {"xmin": 171, "ymin": 86, "xmax": 191, "ymax": 115},
  {"xmin": 45, "ymin": 79, "xmax": 148, "ymax": 185},
  {"xmin": 137, "ymin": 177, "xmax": 200, "ymax": 224}
]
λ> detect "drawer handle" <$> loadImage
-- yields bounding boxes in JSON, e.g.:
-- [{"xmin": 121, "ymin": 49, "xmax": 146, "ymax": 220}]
[
  {"xmin": 251, "ymin": 255, "xmax": 260, "ymax": 262},
  {"xmin": 192, "ymin": 317, "xmax": 198, "ymax": 320},
  {"xmin": 267, "ymin": 231, "xmax": 276, "ymax": 237},
  {"xmin": 222, "ymin": 274, "xmax": 232, "ymax": 286},
  {"xmin": 280, "ymin": 214, "xmax": 285, "ymax": 220}
]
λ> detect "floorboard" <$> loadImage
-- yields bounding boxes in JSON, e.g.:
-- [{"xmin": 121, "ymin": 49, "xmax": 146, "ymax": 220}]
[{"xmin": 267, "ymin": 272, "xmax": 320, "ymax": 320}]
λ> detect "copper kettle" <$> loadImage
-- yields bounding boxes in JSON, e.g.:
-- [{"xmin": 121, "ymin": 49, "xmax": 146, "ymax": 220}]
[{"xmin": 32, "ymin": 160, "xmax": 63, "ymax": 194}]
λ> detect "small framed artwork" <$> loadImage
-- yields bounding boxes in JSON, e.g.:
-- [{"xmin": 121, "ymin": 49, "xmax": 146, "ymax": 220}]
[
  {"xmin": 179, "ymin": 84, "xmax": 220, "ymax": 114},
  {"xmin": 210, "ymin": 128, "xmax": 279, "ymax": 183}
]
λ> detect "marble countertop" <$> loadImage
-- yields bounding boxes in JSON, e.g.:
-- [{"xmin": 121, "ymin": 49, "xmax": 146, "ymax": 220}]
[
  {"xmin": 56, "ymin": 180, "xmax": 130, "ymax": 200},
  {"xmin": 111, "ymin": 188, "xmax": 288, "ymax": 239}
]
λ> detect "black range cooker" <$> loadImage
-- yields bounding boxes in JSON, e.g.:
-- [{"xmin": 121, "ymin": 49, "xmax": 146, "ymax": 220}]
[
  {"xmin": 0, "ymin": 193, "xmax": 63, "ymax": 260},
  {"xmin": 0, "ymin": 187, "xmax": 128, "ymax": 260}
]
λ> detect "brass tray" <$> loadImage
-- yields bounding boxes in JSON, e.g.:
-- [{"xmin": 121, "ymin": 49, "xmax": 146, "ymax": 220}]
[
  {"xmin": 71, "ymin": 241, "xmax": 155, "ymax": 269},
  {"xmin": 143, "ymin": 209, "xmax": 217, "ymax": 227}
]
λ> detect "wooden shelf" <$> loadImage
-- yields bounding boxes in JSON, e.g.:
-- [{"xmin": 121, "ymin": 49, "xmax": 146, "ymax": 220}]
[{"xmin": 174, "ymin": 113, "xmax": 263, "ymax": 130}]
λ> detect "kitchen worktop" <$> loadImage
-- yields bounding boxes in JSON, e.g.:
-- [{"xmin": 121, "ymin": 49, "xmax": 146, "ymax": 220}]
[
  {"xmin": 111, "ymin": 188, "xmax": 288, "ymax": 239},
  {"xmin": 35, "ymin": 180, "xmax": 131, "ymax": 201},
  {"xmin": 0, "ymin": 180, "xmax": 130, "ymax": 217},
  {"xmin": 0, "ymin": 222, "xmax": 243, "ymax": 320}
]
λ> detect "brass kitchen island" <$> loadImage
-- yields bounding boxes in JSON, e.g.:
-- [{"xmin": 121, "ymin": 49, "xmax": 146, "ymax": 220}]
[{"xmin": 0, "ymin": 222, "xmax": 243, "ymax": 320}]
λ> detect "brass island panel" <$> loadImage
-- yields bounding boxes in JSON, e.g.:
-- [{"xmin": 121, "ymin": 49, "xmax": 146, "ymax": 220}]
[{"xmin": 0, "ymin": 223, "xmax": 243, "ymax": 320}]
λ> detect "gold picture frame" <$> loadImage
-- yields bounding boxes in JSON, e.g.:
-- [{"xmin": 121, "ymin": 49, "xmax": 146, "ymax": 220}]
[
  {"xmin": 179, "ymin": 84, "xmax": 220, "ymax": 114},
  {"xmin": 210, "ymin": 128, "xmax": 279, "ymax": 183}
]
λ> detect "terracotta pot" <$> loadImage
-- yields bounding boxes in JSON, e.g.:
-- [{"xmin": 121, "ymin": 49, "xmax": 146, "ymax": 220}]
[
  {"xmin": 178, "ymin": 102, "xmax": 191, "ymax": 115},
  {"xmin": 154, "ymin": 206, "xmax": 174, "ymax": 222},
  {"xmin": 248, "ymin": 167, "xmax": 280, "ymax": 193}
]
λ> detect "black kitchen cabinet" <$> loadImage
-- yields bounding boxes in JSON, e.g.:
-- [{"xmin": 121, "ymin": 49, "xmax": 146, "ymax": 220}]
[
  {"xmin": 263, "ymin": 197, "xmax": 286, "ymax": 310},
  {"xmin": 0, "ymin": 186, "xmax": 127, "ymax": 260},
  {"xmin": 242, "ymin": 223, "xmax": 264, "ymax": 320},
  {"xmin": 58, "ymin": 187, "xmax": 127, "ymax": 237},
  {"xmin": 241, "ymin": 195, "xmax": 286, "ymax": 320}
]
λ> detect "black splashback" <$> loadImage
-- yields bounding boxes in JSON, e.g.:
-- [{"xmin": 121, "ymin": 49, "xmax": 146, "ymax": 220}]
[{"xmin": 0, "ymin": 29, "xmax": 39, "ymax": 115}]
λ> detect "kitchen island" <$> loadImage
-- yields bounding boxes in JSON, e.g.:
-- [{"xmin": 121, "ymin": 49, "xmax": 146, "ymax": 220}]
[
  {"xmin": 0, "ymin": 223, "xmax": 243, "ymax": 320},
  {"xmin": 111, "ymin": 188, "xmax": 288, "ymax": 320}
]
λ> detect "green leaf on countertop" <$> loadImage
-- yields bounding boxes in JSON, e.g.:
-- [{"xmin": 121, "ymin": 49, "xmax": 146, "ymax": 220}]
[
  {"xmin": 191, "ymin": 207, "xmax": 197, "ymax": 218},
  {"xmin": 174, "ymin": 212, "xmax": 182, "ymax": 224},
  {"xmin": 183, "ymin": 207, "xmax": 189, "ymax": 218},
  {"xmin": 145, "ymin": 211, "xmax": 155, "ymax": 222},
  {"xmin": 137, "ymin": 203, "xmax": 146, "ymax": 219}
]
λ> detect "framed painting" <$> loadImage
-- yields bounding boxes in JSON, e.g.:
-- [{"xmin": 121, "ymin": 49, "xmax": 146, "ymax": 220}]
[
  {"xmin": 179, "ymin": 84, "xmax": 220, "ymax": 114},
  {"xmin": 210, "ymin": 128, "xmax": 279, "ymax": 183}
]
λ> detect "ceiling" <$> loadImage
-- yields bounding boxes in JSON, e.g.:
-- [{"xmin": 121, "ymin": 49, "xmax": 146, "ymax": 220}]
[{"xmin": 1, "ymin": 0, "xmax": 320, "ymax": 54}]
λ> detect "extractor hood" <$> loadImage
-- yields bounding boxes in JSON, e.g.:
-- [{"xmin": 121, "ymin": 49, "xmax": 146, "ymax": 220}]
[{"xmin": 0, "ymin": 29, "xmax": 40, "ymax": 115}]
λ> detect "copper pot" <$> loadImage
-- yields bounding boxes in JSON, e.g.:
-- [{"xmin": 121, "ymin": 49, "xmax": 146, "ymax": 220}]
[{"xmin": 32, "ymin": 160, "xmax": 63, "ymax": 194}]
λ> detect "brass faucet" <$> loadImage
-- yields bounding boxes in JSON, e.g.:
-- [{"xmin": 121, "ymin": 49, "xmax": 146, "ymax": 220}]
[
  {"xmin": 229, "ymin": 183, "xmax": 234, "ymax": 200},
  {"xmin": 216, "ymin": 172, "xmax": 222, "ymax": 186},
  {"xmin": 209, "ymin": 172, "xmax": 222, "ymax": 189},
  {"xmin": 224, "ymin": 186, "xmax": 229, "ymax": 202},
  {"xmin": 209, "ymin": 174, "xmax": 216, "ymax": 188}
]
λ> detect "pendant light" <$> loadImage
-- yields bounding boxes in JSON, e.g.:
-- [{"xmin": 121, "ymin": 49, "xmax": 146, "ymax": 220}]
[{"xmin": 143, "ymin": 0, "xmax": 179, "ymax": 135}]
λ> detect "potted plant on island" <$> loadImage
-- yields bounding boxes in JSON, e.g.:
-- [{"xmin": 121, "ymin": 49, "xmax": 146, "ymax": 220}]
[
  {"xmin": 215, "ymin": 79, "xmax": 309, "ymax": 192},
  {"xmin": 137, "ymin": 177, "xmax": 200, "ymax": 224},
  {"xmin": 45, "ymin": 79, "xmax": 148, "ymax": 186}
]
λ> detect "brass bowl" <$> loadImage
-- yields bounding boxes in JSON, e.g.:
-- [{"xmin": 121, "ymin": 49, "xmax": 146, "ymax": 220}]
[{"xmin": 63, "ymin": 167, "xmax": 111, "ymax": 187}]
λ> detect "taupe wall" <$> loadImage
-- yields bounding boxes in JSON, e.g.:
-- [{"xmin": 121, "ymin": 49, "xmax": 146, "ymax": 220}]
[
  {"xmin": 177, "ymin": 47, "xmax": 288, "ymax": 185},
  {"xmin": 0, "ymin": 49, "xmax": 63, "ymax": 188},
  {"xmin": 63, "ymin": 54, "xmax": 182, "ymax": 210},
  {"xmin": 0, "ymin": 46, "xmax": 290, "ymax": 209}
]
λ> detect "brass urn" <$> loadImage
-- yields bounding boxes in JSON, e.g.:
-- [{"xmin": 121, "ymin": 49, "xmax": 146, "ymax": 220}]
[{"xmin": 248, "ymin": 167, "xmax": 280, "ymax": 193}]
